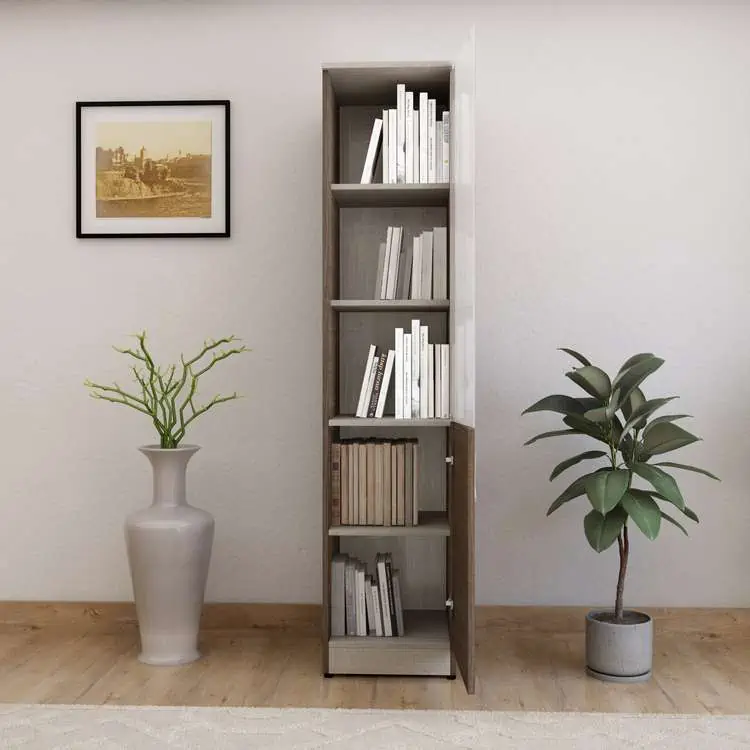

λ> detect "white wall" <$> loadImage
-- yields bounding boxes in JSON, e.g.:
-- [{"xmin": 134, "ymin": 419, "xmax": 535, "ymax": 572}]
[{"xmin": 0, "ymin": 2, "xmax": 747, "ymax": 607}]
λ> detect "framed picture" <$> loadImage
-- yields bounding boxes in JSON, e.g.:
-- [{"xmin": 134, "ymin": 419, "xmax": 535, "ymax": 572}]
[{"xmin": 76, "ymin": 100, "xmax": 230, "ymax": 238}]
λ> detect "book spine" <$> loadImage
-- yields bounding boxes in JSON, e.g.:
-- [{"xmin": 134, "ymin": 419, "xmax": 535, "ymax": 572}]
[
  {"xmin": 358, "ymin": 443, "xmax": 367, "ymax": 524},
  {"xmin": 436, "ymin": 120, "xmax": 443, "ymax": 183},
  {"xmin": 419, "ymin": 92, "xmax": 428, "ymax": 183},
  {"xmin": 412, "ymin": 440, "xmax": 419, "ymax": 525},
  {"xmin": 427, "ymin": 99, "xmax": 436, "ymax": 183},
  {"xmin": 360, "ymin": 118, "xmax": 383, "ymax": 184},
  {"xmin": 442, "ymin": 111, "xmax": 450, "ymax": 182},
  {"xmin": 410, "ymin": 234, "xmax": 422, "ymax": 300},
  {"xmin": 356, "ymin": 565, "xmax": 367, "ymax": 636},
  {"xmin": 396, "ymin": 84, "xmax": 406, "ymax": 183},
  {"xmin": 366, "ymin": 441, "xmax": 376, "ymax": 525},
  {"xmin": 413, "ymin": 106, "xmax": 420, "ymax": 182},
  {"xmin": 432, "ymin": 226, "xmax": 447, "ymax": 300},
  {"xmin": 375, "ymin": 350, "xmax": 395, "ymax": 419},
  {"xmin": 341, "ymin": 442, "xmax": 349, "ymax": 525},
  {"xmin": 376, "ymin": 557, "xmax": 393, "ymax": 637},
  {"xmin": 388, "ymin": 109, "xmax": 397, "ymax": 184},
  {"xmin": 410, "ymin": 319, "xmax": 420, "ymax": 418},
  {"xmin": 366, "ymin": 352, "xmax": 387, "ymax": 418},
  {"xmin": 427, "ymin": 345, "xmax": 435, "ymax": 419},
  {"xmin": 441, "ymin": 344, "xmax": 450, "ymax": 418},
  {"xmin": 384, "ymin": 554, "xmax": 398, "ymax": 635},
  {"xmin": 382, "ymin": 109, "xmax": 389, "ymax": 184},
  {"xmin": 396, "ymin": 442, "xmax": 405, "ymax": 525},
  {"xmin": 405, "ymin": 91, "xmax": 414, "ymax": 183},
  {"xmin": 374, "ymin": 241, "xmax": 387, "ymax": 299},
  {"xmin": 394, "ymin": 328, "xmax": 404, "ymax": 419},
  {"xmin": 391, "ymin": 443, "xmax": 399, "ymax": 525},
  {"xmin": 355, "ymin": 345, "xmax": 377, "ymax": 418},
  {"xmin": 435, "ymin": 350, "xmax": 442, "ymax": 421},
  {"xmin": 331, "ymin": 555, "xmax": 347, "ymax": 637},
  {"xmin": 375, "ymin": 442, "xmax": 384, "ymax": 525},
  {"xmin": 383, "ymin": 441, "xmax": 392, "ymax": 526},
  {"xmin": 345, "ymin": 561, "xmax": 356, "ymax": 635},
  {"xmin": 402, "ymin": 333, "xmax": 412, "ymax": 419},
  {"xmin": 331, "ymin": 442, "xmax": 341, "ymax": 526},
  {"xmin": 371, "ymin": 581, "xmax": 384, "ymax": 636},
  {"xmin": 398, "ymin": 235, "xmax": 413, "ymax": 300},
  {"xmin": 419, "ymin": 326, "xmax": 428, "ymax": 419},
  {"xmin": 364, "ymin": 575, "xmax": 376, "ymax": 635},
  {"xmin": 380, "ymin": 227, "xmax": 393, "ymax": 300},
  {"xmin": 386, "ymin": 226, "xmax": 402, "ymax": 300},
  {"xmin": 350, "ymin": 442, "xmax": 358, "ymax": 524},
  {"xmin": 361, "ymin": 351, "xmax": 380, "ymax": 419},
  {"xmin": 392, "ymin": 570, "xmax": 405, "ymax": 637},
  {"xmin": 421, "ymin": 230, "xmax": 433, "ymax": 301},
  {"xmin": 404, "ymin": 440, "xmax": 413, "ymax": 526}
]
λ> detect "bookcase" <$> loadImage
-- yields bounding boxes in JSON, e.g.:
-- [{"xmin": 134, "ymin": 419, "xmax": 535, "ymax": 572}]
[{"xmin": 322, "ymin": 61, "xmax": 476, "ymax": 694}]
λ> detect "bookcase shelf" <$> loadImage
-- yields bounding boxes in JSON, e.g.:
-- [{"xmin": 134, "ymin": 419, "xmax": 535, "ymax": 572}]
[
  {"xmin": 329, "ymin": 511, "xmax": 449, "ymax": 537},
  {"xmin": 331, "ymin": 183, "xmax": 449, "ymax": 208},
  {"xmin": 331, "ymin": 299, "xmax": 449, "ymax": 312},
  {"xmin": 328, "ymin": 416, "xmax": 450, "ymax": 428}
]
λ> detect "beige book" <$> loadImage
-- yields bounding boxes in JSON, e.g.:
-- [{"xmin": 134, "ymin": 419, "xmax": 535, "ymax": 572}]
[
  {"xmin": 375, "ymin": 442, "xmax": 385, "ymax": 525},
  {"xmin": 359, "ymin": 443, "xmax": 367, "ymax": 525},
  {"xmin": 390, "ymin": 444, "xmax": 398, "ymax": 525},
  {"xmin": 351, "ymin": 442, "xmax": 359, "ymax": 525},
  {"xmin": 411, "ymin": 440, "xmax": 419, "ymax": 526},
  {"xmin": 383, "ymin": 441, "xmax": 392, "ymax": 526},
  {"xmin": 404, "ymin": 441, "xmax": 413, "ymax": 526},
  {"xmin": 396, "ymin": 442, "xmax": 406, "ymax": 526},
  {"xmin": 340, "ymin": 442, "xmax": 349, "ymax": 526},
  {"xmin": 366, "ymin": 442, "xmax": 376, "ymax": 525}
]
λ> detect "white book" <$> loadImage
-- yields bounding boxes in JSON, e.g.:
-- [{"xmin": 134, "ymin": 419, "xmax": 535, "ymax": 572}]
[
  {"xmin": 427, "ymin": 343, "xmax": 435, "ymax": 419},
  {"xmin": 435, "ymin": 346, "xmax": 442, "ymax": 419},
  {"xmin": 392, "ymin": 570, "xmax": 405, "ymax": 637},
  {"xmin": 394, "ymin": 328, "xmax": 404, "ymax": 419},
  {"xmin": 364, "ymin": 575, "xmax": 376, "ymax": 635},
  {"xmin": 381, "ymin": 226, "xmax": 394, "ymax": 300},
  {"xmin": 396, "ymin": 237, "xmax": 412, "ymax": 300},
  {"xmin": 385, "ymin": 226, "xmax": 402, "ymax": 300},
  {"xmin": 442, "ymin": 111, "xmax": 450, "ymax": 182},
  {"xmin": 355, "ymin": 565, "xmax": 367, "ymax": 636},
  {"xmin": 388, "ymin": 109, "xmax": 397, "ymax": 184},
  {"xmin": 419, "ymin": 325, "xmax": 429, "ymax": 419},
  {"xmin": 376, "ymin": 556, "xmax": 393, "ymax": 637},
  {"xmin": 360, "ymin": 118, "xmax": 383, "ymax": 184},
  {"xmin": 345, "ymin": 560, "xmax": 357, "ymax": 635},
  {"xmin": 410, "ymin": 234, "xmax": 422, "ymax": 299},
  {"xmin": 361, "ymin": 351, "xmax": 380, "ymax": 419},
  {"xmin": 403, "ymin": 333, "xmax": 412, "ymax": 419},
  {"xmin": 441, "ymin": 344, "xmax": 450, "ymax": 418},
  {"xmin": 419, "ymin": 92, "xmax": 428, "ymax": 183},
  {"xmin": 405, "ymin": 92, "xmax": 414, "ymax": 183},
  {"xmin": 436, "ymin": 120, "xmax": 443, "ymax": 183},
  {"xmin": 412, "ymin": 445, "xmax": 419, "ymax": 526},
  {"xmin": 374, "ymin": 241, "xmax": 387, "ymax": 299},
  {"xmin": 421, "ymin": 230, "xmax": 433, "ymax": 300},
  {"xmin": 412, "ymin": 107, "xmax": 419, "ymax": 181},
  {"xmin": 410, "ymin": 319, "xmax": 420, "ymax": 419},
  {"xmin": 396, "ymin": 84, "xmax": 406, "ymax": 183},
  {"xmin": 375, "ymin": 350, "xmax": 395, "ymax": 418},
  {"xmin": 432, "ymin": 227, "xmax": 448, "ymax": 299},
  {"xmin": 427, "ymin": 99, "xmax": 436, "ymax": 183},
  {"xmin": 356, "ymin": 345, "xmax": 377, "ymax": 417},
  {"xmin": 371, "ymin": 582, "xmax": 384, "ymax": 636},
  {"xmin": 382, "ymin": 109, "xmax": 389, "ymax": 184},
  {"xmin": 331, "ymin": 554, "xmax": 347, "ymax": 637}
]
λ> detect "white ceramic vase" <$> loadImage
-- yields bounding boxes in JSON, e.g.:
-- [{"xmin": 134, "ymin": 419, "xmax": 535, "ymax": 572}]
[{"xmin": 125, "ymin": 445, "xmax": 214, "ymax": 666}]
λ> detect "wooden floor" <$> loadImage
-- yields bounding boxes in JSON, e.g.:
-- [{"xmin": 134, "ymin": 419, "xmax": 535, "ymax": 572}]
[{"xmin": 0, "ymin": 604, "xmax": 748, "ymax": 714}]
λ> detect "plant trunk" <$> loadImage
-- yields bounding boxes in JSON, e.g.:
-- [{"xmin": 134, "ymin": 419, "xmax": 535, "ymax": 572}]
[{"xmin": 615, "ymin": 524, "xmax": 629, "ymax": 622}]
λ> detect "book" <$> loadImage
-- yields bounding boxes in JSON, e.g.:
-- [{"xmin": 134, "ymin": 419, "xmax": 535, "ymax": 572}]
[
  {"xmin": 412, "ymin": 439, "xmax": 419, "ymax": 525},
  {"xmin": 366, "ymin": 352, "xmax": 388, "ymax": 418},
  {"xmin": 382, "ymin": 108, "xmax": 389, "ymax": 184},
  {"xmin": 394, "ymin": 328, "xmax": 404, "ymax": 419},
  {"xmin": 405, "ymin": 91, "xmax": 414, "ymax": 183},
  {"xmin": 345, "ymin": 559, "xmax": 357, "ymax": 635},
  {"xmin": 384, "ymin": 553, "xmax": 398, "ymax": 635},
  {"xmin": 374, "ymin": 241, "xmax": 387, "ymax": 299},
  {"xmin": 436, "ymin": 120, "xmax": 443, "ymax": 183},
  {"xmin": 358, "ymin": 442, "xmax": 367, "ymax": 523},
  {"xmin": 355, "ymin": 344, "xmax": 377, "ymax": 418},
  {"xmin": 341, "ymin": 441, "xmax": 349, "ymax": 525},
  {"xmin": 397, "ymin": 235, "xmax": 413, "ymax": 300},
  {"xmin": 421, "ymin": 230, "xmax": 433, "ymax": 301},
  {"xmin": 402, "ymin": 333, "xmax": 412, "ymax": 419},
  {"xmin": 404, "ymin": 441, "xmax": 413, "ymax": 526},
  {"xmin": 410, "ymin": 319, "xmax": 420, "ymax": 418},
  {"xmin": 350, "ymin": 440, "xmax": 359, "ymax": 524},
  {"xmin": 360, "ymin": 118, "xmax": 383, "ymax": 184},
  {"xmin": 440, "ymin": 344, "xmax": 450, "ymax": 418},
  {"xmin": 432, "ymin": 227, "xmax": 448, "ymax": 299},
  {"xmin": 355, "ymin": 564, "xmax": 367, "ymax": 636},
  {"xmin": 427, "ymin": 344, "xmax": 435, "ymax": 419},
  {"xmin": 419, "ymin": 326, "xmax": 429, "ymax": 419},
  {"xmin": 331, "ymin": 442, "xmax": 341, "ymax": 526},
  {"xmin": 376, "ymin": 554, "xmax": 393, "ymax": 637},
  {"xmin": 383, "ymin": 443, "xmax": 392, "ymax": 526},
  {"xmin": 388, "ymin": 109, "xmax": 397, "ymax": 184},
  {"xmin": 385, "ymin": 226, "xmax": 402, "ymax": 300},
  {"xmin": 396, "ymin": 84, "xmax": 406, "ymax": 183},
  {"xmin": 427, "ymin": 99, "xmax": 436, "ymax": 183},
  {"xmin": 392, "ymin": 569, "xmax": 405, "ymax": 636},
  {"xmin": 364, "ymin": 574, "xmax": 376, "ymax": 634},
  {"xmin": 366, "ymin": 441, "xmax": 376, "ymax": 525},
  {"xmin": 331, "ymin": 554, "xmax": 347, "ymax": 637},
  {"xmin": 419, "ymin": 92, "xmax": 428, "ymax": 183},
  {"xmin": 410, "ymin": 234, "xmax": 422, "ymax": 300},
  {"xmin": 396, "ymin": 442, "xmax": 405, "ymax": 525},
  {"xmin": 413, "ymin": 106, "xmax": 420, "ymax": 182},
  {"xmin": 435, "ymin": 349, "xmax": 442, "ymax": 421},
  {"xmin": 442, "ymin": 111, "xmax": 450, "ymax": 182},
  {"xmin": 380, "ymin": 227, "xmax": 393, "ymax": 299},
  {"xmin": 375, "ymin": 349, "xmax": 395, "ymax": 419},
  {"xmin": 371, "ymin": 580, "xmax": 384, "ymax": 636},
  {"xmin": 375, "ymin": 442, "xmax": 385, "ymax": 525}
]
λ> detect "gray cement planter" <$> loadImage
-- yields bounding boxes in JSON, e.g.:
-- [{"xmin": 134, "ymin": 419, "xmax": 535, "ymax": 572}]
[{"xmin": 585, "ymin": 610, "xmax": 653, "ymax": 683}]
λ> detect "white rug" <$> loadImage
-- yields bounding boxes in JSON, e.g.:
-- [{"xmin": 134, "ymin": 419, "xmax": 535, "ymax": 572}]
[{"xmin": 0, "ymin": 704, "xmax": 748, "ymax": 749}]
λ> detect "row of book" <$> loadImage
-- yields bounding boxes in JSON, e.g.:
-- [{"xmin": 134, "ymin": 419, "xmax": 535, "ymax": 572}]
[
  {"xmin": 355, "ymin": 322, "xmax": 450, "ymax": 419},
  {"xmin": 360, "ymin": 83, "xmax": 449, "ymax": 185},
  {"xmin": 331, "ymin": 552, "xmax": 405, "ymax": 637},
  {"xmin": 331, "ymin": 440, "xmax": 419, "ymax": 527},
  {"xmin": 373, "ymin": 226, "xmax": 448, "ymax": 301}
]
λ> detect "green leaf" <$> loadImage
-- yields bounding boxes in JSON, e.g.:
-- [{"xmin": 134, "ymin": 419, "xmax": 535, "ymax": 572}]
[
  {"xmin": 584, "ymin": 506, "xmax": 627, "ymax": 552},
  {"xmin": 524, "ymin": 429, "xmax": 582, "ymax": 446},
  {"xmin": 642, "ymin": 414, "xmax": 692, "ymax": 436},
  {"xmin": 606, "ymin": 387, "xmax": 621, "ymax": 419},
  {"xmin": 653, "ymin": 461, "xmax": 719, "ymax": 481},
  {"xmin": 565, "ymin": 366, "xmax": 611, "ymax": 401},
  {"xmin": 585, "ymin": 469, "xmax": 630, "ymax": 514},
  {"xmin": 612, "ymin": 356, "xmax": 665, "ymax": 405},
  {"xmin": 546, "ymin": 471, "xmax": 600, "ymax": 515},
  {"xmin": 577, "ymin": 397, "xmax": 603, "ymax": 411},
  {"xmin": 631, "ymin": 463, "xmax": 685, "ymax": 511},
  {"xmin": 523, "ymin": 395, "xmax": 585, "ymax": 416},
  {"xmin": 549, "ymin": 450, "xmax": 607, "ymax": 481},
  {"xmin": 642, "ymin": 423, "xmax": 700, "ymax": 456},
  {"xmin": 620, "ymin": 387, "xmax": 646, "ymax": 422},
  {"xmin": 558, "ymin": 348, "xmax": 591, "ymax": 367},
  {"xmin": 619, "ymin": 397, "xmax": 678, "ymax": 443},
  {"xmin": 683, "ymin": 507, "xmax": 700, "ymax": 523},
  {"xmin": 660, "ymin": 510, "xmax": 689, "ymax": 536},
  {"xmin": 621, "ymin": 490, "xmax": 661, "ymax": 540},
  {"xmin": 563, "ymin": 414, "xmax": 607, "ymax": 443},
  {"xmin": 614, "ymin": 353, "xmax": 656, "ymax": 383},
  {"xmin": 583, "ymin": 406, "xmax": 610, "ymax": 423}
]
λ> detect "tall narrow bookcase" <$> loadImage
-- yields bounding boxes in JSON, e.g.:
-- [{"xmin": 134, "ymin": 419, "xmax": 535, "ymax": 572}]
[{"xmin": 322, "ymin": 62, "xmax": 476, "ymax": 694}]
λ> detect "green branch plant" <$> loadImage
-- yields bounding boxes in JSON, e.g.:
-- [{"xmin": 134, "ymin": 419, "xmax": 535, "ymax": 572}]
[
  {"xmin": 522, "ymin": 349, "xmax": 718, "ymax": 623},
  {"xmin": 85, "ymin": 331, "xmax": 249, "ymax": 449}
]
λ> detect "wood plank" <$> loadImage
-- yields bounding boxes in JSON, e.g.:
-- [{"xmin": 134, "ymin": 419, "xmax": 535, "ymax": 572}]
[
  {"xmin": 332, "ymin": 299, "xmax": 449, "ymax": 312},
  {"xmin": 329, "ymin": 510, "xmax": 449, "ymax": 537},
  {"xmin": 332, "ymin": 184, "xmax": 449, "ymax": 208},
  {"xmin": 329, "ymin": 417, "xmax": 450, "ymax": 428}
]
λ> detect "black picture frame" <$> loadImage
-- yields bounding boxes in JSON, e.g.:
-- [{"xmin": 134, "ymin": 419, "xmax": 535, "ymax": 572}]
[{"xmin": 76, "ymin": 100, "xmax": 230, "ymax": 239}]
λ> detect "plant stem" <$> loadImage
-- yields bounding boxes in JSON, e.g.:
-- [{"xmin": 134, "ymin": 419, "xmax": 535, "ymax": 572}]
[{"xmin": 615, "ymin": 524, "xmax": 629, "ymax": 622}]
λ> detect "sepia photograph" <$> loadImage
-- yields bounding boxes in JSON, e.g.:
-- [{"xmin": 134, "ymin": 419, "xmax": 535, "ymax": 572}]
[{"xmin": 77, "ymin": 101, "xmax": 230, "ymax": 238}]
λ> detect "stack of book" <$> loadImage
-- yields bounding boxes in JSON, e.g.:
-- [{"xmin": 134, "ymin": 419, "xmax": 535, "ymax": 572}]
[
  {"xmin": 330, "ymin": 439, "xmax": 419, "ymax": 527},
  {"xmin": 355, "ymin": 320, "xmax": 449, "ymax": 420},
  {"xmin": 360, "ymin": 83, "xmax": 450, "ymax": 185},
  {"xmin": 330, "ymin": 552, "xmax": 405, "ymax": 637},
  {"xmin": 373, "ymin": 226, "xmax": 448, "ymax": 301}
]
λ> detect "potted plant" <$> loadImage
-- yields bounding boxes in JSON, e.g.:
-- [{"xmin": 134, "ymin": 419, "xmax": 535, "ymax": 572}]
[
  {"xmin": 85, "ymin": 331, "xmax": 247, "ymax": 666},
  {"xmin": 522, "ymin": 349, "xmax": 718, "ymax": 683}
]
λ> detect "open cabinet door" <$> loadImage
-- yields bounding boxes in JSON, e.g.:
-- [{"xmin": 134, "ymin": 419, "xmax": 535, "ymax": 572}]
[{"xmin": 448, "ymin": 28, "xmax": 476, "ymax": 694}]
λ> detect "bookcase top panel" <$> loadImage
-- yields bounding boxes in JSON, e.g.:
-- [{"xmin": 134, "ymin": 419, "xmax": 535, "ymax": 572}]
[{"xmin": 323, "ymin": 63, "xmax": 452, "ymax": 105}]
